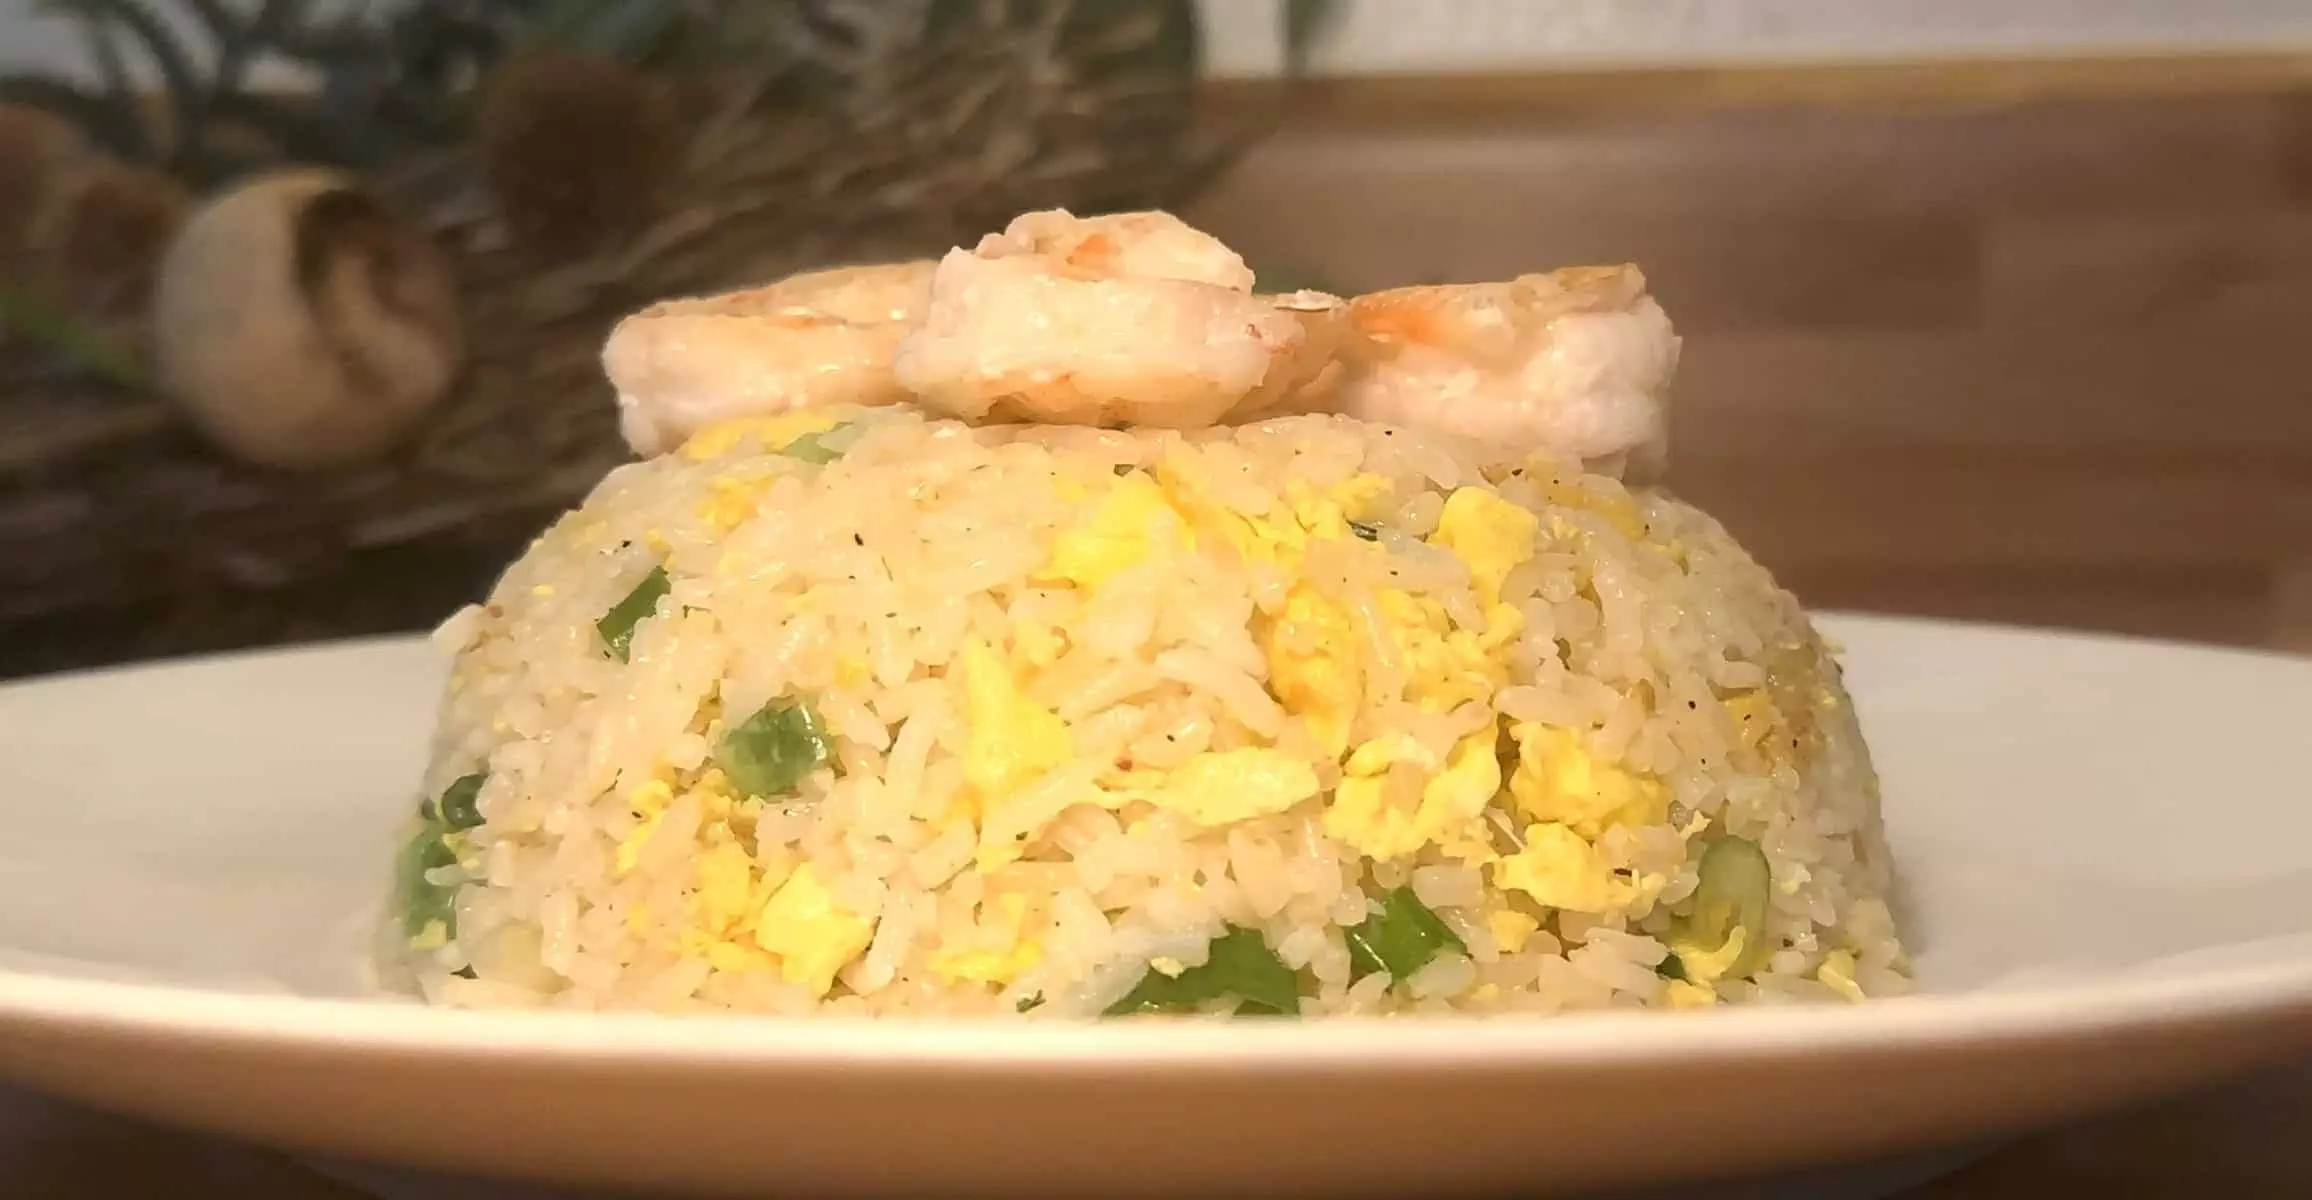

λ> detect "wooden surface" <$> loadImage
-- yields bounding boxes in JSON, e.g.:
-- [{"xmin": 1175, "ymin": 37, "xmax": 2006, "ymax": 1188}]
[
  {"xmin": 1189, "ymin": 85, "xmax": 2312, "ymax": 651},
  {"xmin": 3, "ymin": 1062, "xmax": 2310, "ymax": 1196},
  {"xmin": 8, "ymin": 72, "xmax": 2312, "ymax": 1200}
]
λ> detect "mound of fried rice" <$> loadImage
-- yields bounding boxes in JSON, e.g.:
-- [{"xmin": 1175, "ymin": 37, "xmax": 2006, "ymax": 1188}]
[{"xmin": 386, "ymin": 404, "xmax": 1907, "ymax": 1016}]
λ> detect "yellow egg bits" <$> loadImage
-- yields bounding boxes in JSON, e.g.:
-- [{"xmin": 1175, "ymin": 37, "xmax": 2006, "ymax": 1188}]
[{"xmin": 625, "ymin": 439, "xmax": 1780, "ymax": 1006}]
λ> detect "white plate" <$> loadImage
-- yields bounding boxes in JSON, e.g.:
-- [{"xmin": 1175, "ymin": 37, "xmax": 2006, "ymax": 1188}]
[{"xmin": 0, "ymin": 613, "xmax": 2307, "ymax": 1198}]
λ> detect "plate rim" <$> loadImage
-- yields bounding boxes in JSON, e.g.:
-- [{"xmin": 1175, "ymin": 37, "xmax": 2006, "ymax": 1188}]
[
  {"xmin": 1, "ymin": 957, "xmax": 2308, "ymax": 1072},
  {"xmin": 2, "ymin": 611, "xmax": 2308, "ymax": 1073}
]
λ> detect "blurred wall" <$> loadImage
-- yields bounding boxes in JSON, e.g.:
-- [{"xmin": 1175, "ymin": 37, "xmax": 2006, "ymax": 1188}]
[
  {"xmin": 8, "ymin": 1, "xmax": 2311, "ymax": 80},
  {"xmin": 1189, "ymin": 86, "xmax": 2312, "ymax": 649}
]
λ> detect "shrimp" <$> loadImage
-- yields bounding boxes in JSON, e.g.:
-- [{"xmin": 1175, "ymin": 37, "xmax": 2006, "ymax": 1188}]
[
  {"xmin": 1236, "ymin": 289, "xmax": 1353, "ymax": 419},
  {"xmin": 1336, "ymin": 265, "xmax": 1680, "ymax": 478},
  {"xmin": 602, "ymin": 260, "xmax": 934, "ymax": 455},
  {"xmin": 892, "ymin": 209, "xmax": 1345, "ymax": 428}
]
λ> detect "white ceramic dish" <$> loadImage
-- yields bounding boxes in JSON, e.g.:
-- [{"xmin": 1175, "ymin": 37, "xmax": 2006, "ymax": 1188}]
[{"xmin": 0, "ymin": 613, "xmax": 2306, "ymax": 1198}]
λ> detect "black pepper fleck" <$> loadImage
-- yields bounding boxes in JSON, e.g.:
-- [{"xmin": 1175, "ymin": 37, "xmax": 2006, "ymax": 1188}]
[{"xmin": 853, "ymin": 533, "xmax": 865, "ymax": 546}]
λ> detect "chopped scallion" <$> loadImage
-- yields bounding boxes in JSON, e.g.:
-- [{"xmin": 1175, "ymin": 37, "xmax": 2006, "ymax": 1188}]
[
  {"xmin": 1105, "ymin": 926, "xmax": 1301, "ymax": 1017},
  {"xmin": 1344, "ymin": 886, "xmax": 1465, "ymax": 983},
  {"xmin": 396, "ymin": 824, "xmax": 458, "ymax": 938},
  {"xmin": 1671, "ymin": 835, "xmax": 1773, "ymax": 979},
  {"xmin": 781, "ymin": 427, "xmax": 846, "ymax": 464},
  {"xmin": 1349, "ymin": 520, "xmax": 1381, "ymax": 541},
  {"xmin": 716, "ymin": 699, "xmax": 834, "ymax": 798},
  {"xmin": 437, "ymin": 773, "xmax": 487, "ymax": 830},
  {"xmin": 597, "ymin": 566, "xmax": 671, "ymax": 662}
]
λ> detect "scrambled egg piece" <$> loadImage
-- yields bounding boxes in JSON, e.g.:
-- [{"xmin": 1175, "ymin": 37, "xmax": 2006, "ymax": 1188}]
[
  {"xmin": 1494, "ymin": 821, "xmax": 1620, "ymax": 913},
  {"xmin": 956, "ymin": 637, "xmax": 1072, "ymax": 807},
  {"xmin": 1155, "ymin": 460, "xmax": 1384, "ymax": 574},
  {"xmin": 698, "ymin": 473, "xmax": 773, "ymax": 534},
  {"xmin": 1260, "ymin": 584, "xmax": 1361, "ymax": 755},
  {"xmin": 1158, "ymin": 468, "xmax": 1282, "ymax": 571},
  {"xmin": 1037, "ymin": 471, "xmax": 1190, "ymax": 591},
  {"xmin": 1222, "ymin": 472, "xmax": 1480, "ymax": 751},
  {"xmin": 1506, "ymin": 724, "xmax": 1670, "ymax": 840},
  {"xmin": 1284, "ymin": 474, "xmax": 1390, "ymax": 540},
  {"xmin": 614, "ymin": 779, "xmax": 675, "ymax": 877},
  {"xmin": 1722, "ymin": 690, "xmax": 1791, "ymax": 768},
  {"xmin": 1536, "ymin": 473, "xmax": 1648, "ymax": 542},
  {"xmin": 678, "ymin": 410, "xmax": 843, "ymax": 462},
  {"xmin": 694, "ymin": 839, "xmax": 758, "ymax": 934},
  {"xmin": 1431, "ymin": 487, "xmax": 1540, "ymax": 603},
  {"xmin": 1669, "ymin": 926, "xmax": 1750, "ymax": 984},
  {"xmin": 1378, "ymin": 590, "xmax": 1513, "ymax": 712},
  {"xmin": 1487, "ymin": 909, "xmax": 1541, "ymax": 954},
  {"xmin": 1325, "ymin": 729, "xmax": 1500, "ymax": 861},
  {"xmin": 1129, "ymin": 748, "xmax": 1319, "ymax": 827},
  {"xmin": 954, "ymin": 637, "xmax": 1084, "ymax": 870},
  {"xmin": 702, "ymin": 941, "xmax": 778, "ymax": 975},
  {"xmin": 1663, "ymin": 980, "xmax": 1719, "ymax": 1009},
  {"xmin": 628, "ymin": 770, "xmax": 803, "ymax": 973},
  {"xmin": 751, "ymin": 864, "xmax": 875, "ymax": 997},
  {"xmin": 1012, "ymin": 621, "xmax": 1066, "ymax": 668},
  {"xmin": 928, "ymin": 893, "xmax": 1043, "ymax": 986},
  {"xmin": 1816, "ymin": 950, "xmax": 1867, "ymax": 1003}
]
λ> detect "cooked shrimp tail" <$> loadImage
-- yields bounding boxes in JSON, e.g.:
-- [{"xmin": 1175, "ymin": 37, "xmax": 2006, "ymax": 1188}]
[
  {"xmin": 893, "ymin": 209, "xmax": 1344, "ymax": 428},
  {"xmin": 603, "ymin": 261, "xmax": 934, "ymax": 455},
  {"xmin": 1337, "ymin": 265, "xmax": 1679, "ymax": 477}
]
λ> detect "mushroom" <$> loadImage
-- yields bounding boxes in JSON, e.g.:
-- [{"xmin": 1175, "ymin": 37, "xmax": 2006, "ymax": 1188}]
[
  {"xmin": 152, "ymin": 167, "xmax": 462, "ymax": 472},
  {"xmin": 35, "ymin": 158, "xmax": 192, "ymax": 316},
  {"xmin": 0, "ymin": 103, "xmax": 83, "ymax": 271}
]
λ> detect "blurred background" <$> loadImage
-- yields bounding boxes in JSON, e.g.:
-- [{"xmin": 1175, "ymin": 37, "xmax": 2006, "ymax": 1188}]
[{"xmin": 3, "ymin": 0, "xmax": 2310, "ymax": 681}]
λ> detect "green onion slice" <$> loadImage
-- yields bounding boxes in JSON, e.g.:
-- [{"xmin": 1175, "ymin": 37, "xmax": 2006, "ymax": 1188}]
[
  {"xmin": 597, "ymin": 566, "xmax": 671, "ymax": 662},
  {"xmin": 1105, "ymin": 926, "xmax": 1302, "ymax": 1017},
  {"xmin": 1344, "ymin": 886, "xmax": 1465, "ymax": 983},
  {"xmin": 716, "ymin": 699, "xmax": 834, "ymax": 798}
]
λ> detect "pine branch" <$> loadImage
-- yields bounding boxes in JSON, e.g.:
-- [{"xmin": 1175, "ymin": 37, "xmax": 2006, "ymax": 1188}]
[
  {"xmin": 267, "ymin": 11, "xmax": 389, "ymax": 68},
  {"xmin": 69, "ymin": 15, "xmax": 156, "ymax": 159},
  {"xmin": 519, "ymin": 0, "xmax": 683, "ymax": 59},
  {"xmin": 175, "ymin": 0, "xmax": 306, "ymax": 177},
  {"xmin": 207, "ymin": 89, "xmax": 367, "ymax": 165},
  {"xmin": 39, "ymin": 0, "xmax": 207, "ymax": 170},
  {"xmin": 177, "ymin": 0, "xmax": 240, "ymax": 42}
]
